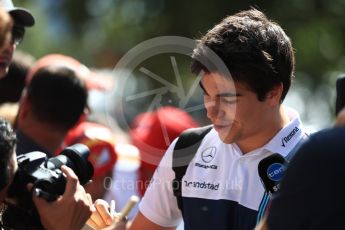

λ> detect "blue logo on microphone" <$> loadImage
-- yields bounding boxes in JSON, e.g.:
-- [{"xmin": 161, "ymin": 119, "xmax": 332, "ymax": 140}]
[{"xmin": 267, "ymin": 163, "xmax": 285, "ymax": 181}]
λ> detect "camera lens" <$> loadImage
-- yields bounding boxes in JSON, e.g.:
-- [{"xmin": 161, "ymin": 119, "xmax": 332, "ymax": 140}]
[{"xmin": 45, "ymin": 143, "xmax": 94, "ymax": 185}]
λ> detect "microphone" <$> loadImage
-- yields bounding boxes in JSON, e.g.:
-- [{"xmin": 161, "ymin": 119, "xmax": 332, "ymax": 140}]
[
  {"xmin": 258, "ymin": 153, "xmax": 287, "ymax": 195},
  {"xmin": 336, "ymin": 75, "xmax": 345, "ymax": 116}
]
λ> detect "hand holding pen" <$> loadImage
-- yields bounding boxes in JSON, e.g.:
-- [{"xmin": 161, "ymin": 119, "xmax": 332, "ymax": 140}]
[{"xmin": 86, "ymin": 196, "xmax": 140, "ymax": 230}]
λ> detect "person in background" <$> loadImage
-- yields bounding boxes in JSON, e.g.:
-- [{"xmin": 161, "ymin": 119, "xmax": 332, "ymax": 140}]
[
  {"xmin": 0, "ymin": 0, "xmax": 34, "ymax": 79},
  {"xmin": 15, "ymin": 55, "xmax": 88, "ymax": 156},
  {"xmin": 130, "ymin": 106, "xmax": 198, "ymax": 196},
  {"xmin": 0, "ymin": 5, "xmax": 92, "ymax": 230},
  {"xmin": 0, "ymin": 117, "xmax": 93, "ymax": 230}
]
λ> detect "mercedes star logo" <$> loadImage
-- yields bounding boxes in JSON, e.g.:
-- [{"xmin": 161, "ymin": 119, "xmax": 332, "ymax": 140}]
[{"xmin": 201, "ymin": 147, "xmax": 217, "ymax": 163}]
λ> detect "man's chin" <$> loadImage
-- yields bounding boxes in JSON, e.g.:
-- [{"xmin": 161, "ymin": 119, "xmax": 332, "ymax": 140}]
[{"xmin": 217, "ymin": 132, "xmax": 235, "ymax": 144}]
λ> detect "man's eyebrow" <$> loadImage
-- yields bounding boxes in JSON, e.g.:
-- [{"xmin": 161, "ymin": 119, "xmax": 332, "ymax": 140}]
[
  {"xmin": 199, "ymin": 82, "xmax": 241, "ymax": 97},
  {"xmin": 217, "ymin": 92, "xmax": 241, "ymax": 97},
  {"xmin": 199, "ymin": 82, "xmax": 207, "ymax": 94}
]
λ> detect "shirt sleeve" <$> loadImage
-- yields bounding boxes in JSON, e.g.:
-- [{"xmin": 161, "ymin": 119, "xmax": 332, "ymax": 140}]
[{"xmin": 139, "ymin": 138, "xmax": 183, "ymax": 227}]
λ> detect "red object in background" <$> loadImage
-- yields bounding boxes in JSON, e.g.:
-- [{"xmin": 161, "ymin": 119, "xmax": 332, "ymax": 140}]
[
  {"xmin": 63, "ymin": 121, "xmax": 118, "ymax": 178},
  {"xmin": 130, "ymin": 106, "xmax": 199, "ymax": 195}
]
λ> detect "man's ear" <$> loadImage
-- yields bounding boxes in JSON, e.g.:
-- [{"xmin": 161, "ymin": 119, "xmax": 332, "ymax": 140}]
[{"xmin": 266, "ymin": 83, "xmax": 283, "ymax": 107}]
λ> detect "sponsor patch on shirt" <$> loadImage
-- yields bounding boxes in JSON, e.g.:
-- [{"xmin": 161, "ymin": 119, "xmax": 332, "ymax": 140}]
[
  {"xmin": 184, "ymin": 180, "xmax": 220, "ymax": 190},
  {"xmin": 194, "ymin": 146, "xmax": 218, "ymax": 170},
  {"xmin": 281, "ymin": 126, "xmax": 300, "ymax": 147}
]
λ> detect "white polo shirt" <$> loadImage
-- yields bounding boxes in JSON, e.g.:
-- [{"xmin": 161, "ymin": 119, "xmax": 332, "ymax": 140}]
[{"xmin": 139, "ymin": 115, "xmax": 306, "ymax": 229}]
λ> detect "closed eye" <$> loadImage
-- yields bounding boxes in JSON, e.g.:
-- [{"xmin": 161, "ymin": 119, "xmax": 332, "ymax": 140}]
[{"xmin": 222, "ymin": 98, "xmax": 237, "ymax": 105}]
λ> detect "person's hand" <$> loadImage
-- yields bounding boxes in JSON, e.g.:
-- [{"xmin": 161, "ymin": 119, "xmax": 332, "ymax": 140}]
[
  {"xmin": 31, "ymin": 165, "xmax": 93, "ymax": 230},
  {"xmin": 86, "ymin": 199, "xmax": 127, "ymax": 230},
  {"xmin": 87, "ymin": 199, "xmax": 113, "ymax": 229}
]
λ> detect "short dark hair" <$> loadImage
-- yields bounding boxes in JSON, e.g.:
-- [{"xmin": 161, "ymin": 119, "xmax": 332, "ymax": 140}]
[
  {"xmin": 0, "ymin": 118, "xmax": 16, "ymax": 190},
  {"xmin": 191, "ymin": 8, "xmax": 295, "ymax": 102},
  {"xmin": 26, "ymin": 66, "xmax": 88, "ymax": 131}
]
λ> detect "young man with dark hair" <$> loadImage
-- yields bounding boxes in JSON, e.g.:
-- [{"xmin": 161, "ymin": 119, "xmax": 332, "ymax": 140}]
[
  {"xmin": 16, "ymin": 64, "xmax": 88, "ymax": 157},
  {"xmin": 0, "ymin": 117, "xmax": 93, "ymax": 230},
  {"xmin": 90, "ymin": 9, "xmax": 307, "ymax": 230}
]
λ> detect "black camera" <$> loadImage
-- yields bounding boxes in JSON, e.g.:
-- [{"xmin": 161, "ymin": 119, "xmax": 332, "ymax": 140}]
[{"xmin": 1, "ymin": 144, "xmax": 94, "ymax": 229}]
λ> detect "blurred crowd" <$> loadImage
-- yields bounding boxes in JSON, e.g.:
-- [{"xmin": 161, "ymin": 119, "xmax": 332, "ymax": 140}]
[
  {"xmin": 0, "ymin": 1, "xmax": 200, "ymax": 228},
  {"xmin": 1, "ymin": 1, "xmax": 345, "ymax": 230}
]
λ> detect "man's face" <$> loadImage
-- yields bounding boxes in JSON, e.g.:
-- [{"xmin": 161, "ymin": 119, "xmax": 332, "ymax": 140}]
[
  {"xmin": 201, "ymin": 72, "xmax": 273, "ymax": 145},
  {"xmin": 0, "ymin": 25, "xmax": 16, "ymax": 79},
  {"xmin": 0, "ymin": 18, "xmax": 25, "ymax": 79}
]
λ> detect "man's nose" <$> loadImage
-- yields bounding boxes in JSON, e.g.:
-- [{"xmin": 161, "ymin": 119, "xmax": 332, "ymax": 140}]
[{"xmin": 206, "ymin": 100, "xmax": 224, "ymax": 120}]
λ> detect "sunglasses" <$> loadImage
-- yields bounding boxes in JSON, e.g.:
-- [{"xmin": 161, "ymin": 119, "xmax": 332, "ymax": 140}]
[{"xmin": 11, "ymin": 25, "xmax": 25, "ymax": 46}]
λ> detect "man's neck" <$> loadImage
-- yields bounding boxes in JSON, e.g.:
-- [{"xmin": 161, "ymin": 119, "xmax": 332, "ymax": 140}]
[{"xmin": 18, "ymin": 119, "xmax": 66, "ymax": 155}]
